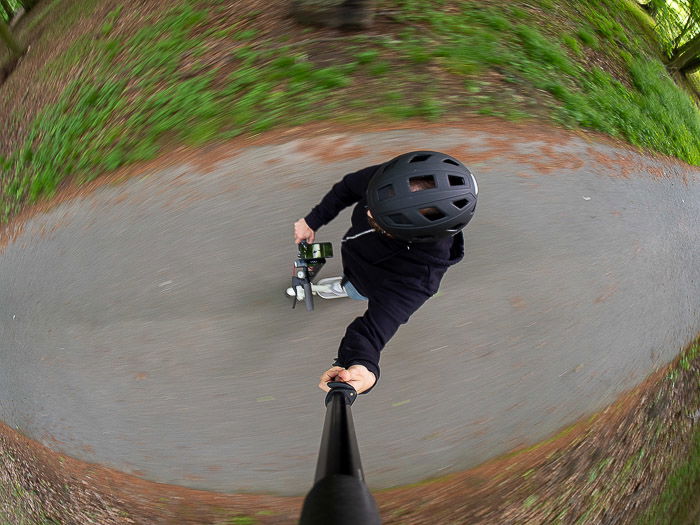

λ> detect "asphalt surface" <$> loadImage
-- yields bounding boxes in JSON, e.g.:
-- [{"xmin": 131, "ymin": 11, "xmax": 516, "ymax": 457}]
[{"xmin": 0, "ymin": 126, "xmax": 698, "ymax": 496}]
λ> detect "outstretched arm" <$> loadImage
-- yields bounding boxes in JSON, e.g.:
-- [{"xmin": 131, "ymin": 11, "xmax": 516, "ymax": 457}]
[{"xmin": 326, "ymin": 280, "xmax": 432, "ymax": 393}]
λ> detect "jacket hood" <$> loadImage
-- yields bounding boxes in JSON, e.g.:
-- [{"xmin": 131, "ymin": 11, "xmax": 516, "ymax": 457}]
[{"xmin": 409, "ymin": 231, "xmax": 464, "ymax": 268}]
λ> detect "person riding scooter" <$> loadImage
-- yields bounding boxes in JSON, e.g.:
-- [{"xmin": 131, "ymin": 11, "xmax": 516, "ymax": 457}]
[{"xmin": 294, "ymin": 151, "xmax": 478, "ymax": 394}]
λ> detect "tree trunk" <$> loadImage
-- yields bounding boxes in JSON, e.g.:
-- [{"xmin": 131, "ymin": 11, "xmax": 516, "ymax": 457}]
[
  {"xmin": 681, "ymin": 54, "xmax": 700, "ymax": 73},
  {"xmin": 291, "ymin": 0, "xmax": 375, "ymax": 29},
  {"xmin": 667, "ymin": 33, "xmax": 700, "ymax": 70},
  {"xmin": 0, "ymin": 17, "xmax": 26, "ymax": 56}
]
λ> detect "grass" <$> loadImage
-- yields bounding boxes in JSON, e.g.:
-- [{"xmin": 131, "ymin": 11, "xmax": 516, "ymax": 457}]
[
  {"xmin": 3, "ymin": 2, "xmax": 354, "ymax": 215},
  {"xmin": 1, "ymin": 0, "xmax": 699, "ymax": 223},
  {"xmin": 576, "ymin": 28, "xmax": 599, "ymax": 48},
  {"xmin": 226, "ymin": 516, "xmax": 256, "ymax": 525},
  {"xmin": 549, "ymin": 60, "xmax": 700, "ymax": 162},
  {"xmin": 561, "ymin": 34, "xmax": 584, "ymax": 57}
]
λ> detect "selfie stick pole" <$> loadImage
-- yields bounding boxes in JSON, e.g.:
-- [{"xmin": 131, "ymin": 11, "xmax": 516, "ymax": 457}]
[{"xmin": 299, "ymin": 382, "xmax": 381, "ymax": 525}]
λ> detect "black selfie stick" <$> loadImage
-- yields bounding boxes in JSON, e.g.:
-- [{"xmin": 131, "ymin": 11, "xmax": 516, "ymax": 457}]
[{"xmin": 299, "ymin": 382, "xmax": 381, "ymax": 525}]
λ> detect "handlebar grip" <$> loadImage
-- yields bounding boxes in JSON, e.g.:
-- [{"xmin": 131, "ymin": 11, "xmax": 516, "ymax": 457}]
[{"xmin": 303, "ymin": 282, "xmax": 313, "ymax": 311}]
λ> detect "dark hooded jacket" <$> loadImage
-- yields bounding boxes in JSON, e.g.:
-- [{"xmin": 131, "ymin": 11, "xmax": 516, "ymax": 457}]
[{"xmin": 304, "ymin": 164, "xmax": 464, "ymax": 388}]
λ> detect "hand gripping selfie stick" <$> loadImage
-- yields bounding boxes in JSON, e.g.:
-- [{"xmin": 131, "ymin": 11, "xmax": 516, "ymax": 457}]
[
  {"xmin": 299, "ymin": 382, "xmax": 381, "ymax": 525},
  {"xmin": 291, "ymin": 241, "xmax": 333, "ymax": 312}
]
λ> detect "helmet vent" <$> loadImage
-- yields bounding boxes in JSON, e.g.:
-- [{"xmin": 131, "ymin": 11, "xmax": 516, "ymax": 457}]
[
  {"xmin": 409, "ymin": 175, "xmax": 436, "ymax": 191},
  {"xmin": 454, "ymin": 198, "xmax": 469, "ymax": 209},
  {"xmin": 377, "ymin": 184, "xmax": 396, "ymax": 200},
  {"xmin": 388, "ymin": 213, "xmax": 412, "ymax": 225},
  {"xmin": 409, "ymin": 154, "xmax": 432, "ymax": 163},
  {"xmin": 449, "ymin": 175, "xmax": 465, "ymax": 186},
  {"xmin": 443, "ymin": 158, "xmax": 459, "ymax": 166},
  {"xmin": 420, "ymin": 207, "xmax": 446, "ymax": 221}
]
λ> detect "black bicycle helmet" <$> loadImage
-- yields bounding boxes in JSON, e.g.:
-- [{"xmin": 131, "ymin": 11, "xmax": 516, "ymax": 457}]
[{"xmin": 366, "ymin": 151, "xmax": 478, "ymax": 242}]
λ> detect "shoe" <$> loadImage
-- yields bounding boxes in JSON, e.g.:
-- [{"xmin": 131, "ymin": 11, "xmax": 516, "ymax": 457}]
[{"xmin": 286, "ymin": 286, "xmax": 303, "ymax": 299}]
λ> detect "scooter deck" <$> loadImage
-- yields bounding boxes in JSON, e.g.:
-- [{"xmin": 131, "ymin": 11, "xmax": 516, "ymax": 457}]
[{"xmin": 287, "ymin": 277, "xmax": 347, "ymax": 301}]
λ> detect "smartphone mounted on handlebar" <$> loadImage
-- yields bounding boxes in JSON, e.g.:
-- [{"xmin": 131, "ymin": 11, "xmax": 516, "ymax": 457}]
[{"xmin": 292, "ymin": 241, "xmax": 333, "ymax": 311}]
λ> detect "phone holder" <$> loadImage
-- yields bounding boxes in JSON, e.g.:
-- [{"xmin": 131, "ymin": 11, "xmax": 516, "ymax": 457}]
[{"xmin": 292, "ymin": 242, "xmax": 333, "ymax": 311}]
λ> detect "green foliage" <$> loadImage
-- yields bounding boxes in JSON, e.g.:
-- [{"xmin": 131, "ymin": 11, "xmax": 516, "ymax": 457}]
[
  {"xmin": 355, "ymin": 49, "xmax": 378, "ymax": 64},
  {"xmin": 227, "ymin": 516, "xmax": 256, "ymax": 525},
  {"xmin": 311, "ymin": 66, "xmax": 352, "ymax": 89},
  {"xmin": 468, "ymin": 7, "xmax": 513, "ymax": 31},
  {"xmin": 100, "ymin": 5, "xmax": 123, "ymax": 36},
  {"xmin": 576, "ymin": 28, "xmax": 599, "ymax": 48},
  {"xmin": 232, "ymin": 28, "xmax": 258, "ymax": 40},
  {"xmin": 584, "ymin": 8, "xmax": 628, "ymax": 44},
  {"xmin": 0, "ymin": 0, "xmax": 16, "ymax": 21},
  {"xmin": 368, "ymin": 60, "xmax": 390, "ymax": 76},
  {"xmin": 425, "ymin": 9, "xmax": 511, "ymax": 76},
  {"xmin": 627, "ymin": 60, "xmax": 700, "ymax": 163},
  {"xmin": 619, "ymin": 48, "xmax": 633, "ymax": 66},
  {"xmin": 21, "ymin": 80, "xmax": 127, "ymax": 199},
  {"xmin": 562, "ymin": 33, "xmax": 584, "ymax": 57},
  {"xmin": 103, "ymin": 39, "xmax": 122, "ymax": 62},
  {"xmin": 4, "ymin": 3, "xmax": 217, "ymax": 204},
  {"xmin": 403, "ymin": 37, "xmax": 433, "ymax": 64},
  {"xmin": 650, "ymin": 0, "xmax": 700, "ymax": 55},
  {"xmin": 510, "ymin": 6, "xmax": 529, "ymax": 20},
  {"xmin": 549, "ymin": 59, "xmax": 700, "ymax": 164},
  {"xmin": 376, "ymin": 89, "xmax": 438, "ymax": 120},
  {"xmin": 516, "ymin": 25, "xmax": 578, "ymax": 75},
  {"xmin": 3, "ymin": 0, "xmax": 700, "ymax": 220},
  {"xmin": 129, "ymin": 74, "xmax": 225, "ymax": 145},
  {"xmin": 417, "ymin": 95, "xmax": 445, "ymax": 120}
]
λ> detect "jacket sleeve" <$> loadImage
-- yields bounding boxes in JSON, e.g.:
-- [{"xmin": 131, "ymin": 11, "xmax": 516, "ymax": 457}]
[
  {"xmin": 335, "ymin": 280, "xmax": 432, "ymax": 392},
  {"xmin": 304, "ymin": 165, "xmax": 379, "ymax": 231}
]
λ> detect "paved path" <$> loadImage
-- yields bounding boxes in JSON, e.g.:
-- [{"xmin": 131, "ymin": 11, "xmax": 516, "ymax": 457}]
[{"xmin": 0, "ymin": 125, "xmax": 698, "ymax": 495}]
